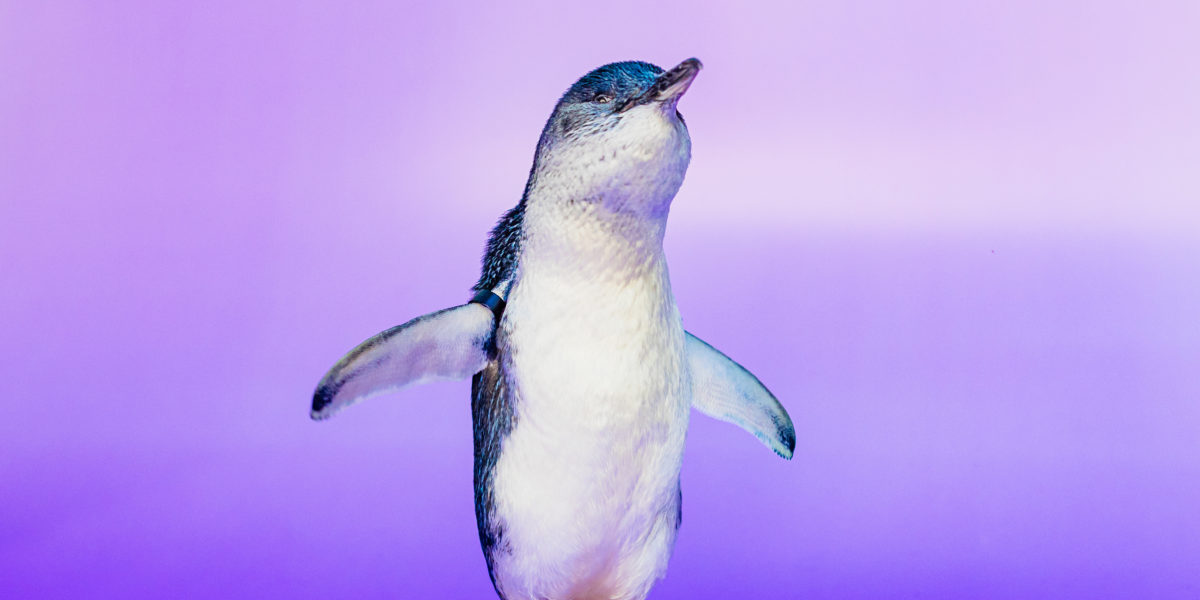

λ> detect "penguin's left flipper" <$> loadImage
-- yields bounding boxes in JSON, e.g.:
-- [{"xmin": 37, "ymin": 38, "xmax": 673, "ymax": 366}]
[
  {"xmin": 311, "ymin": 303, "xmax": 496, "ymax": 420},
  {"xmin": 686, "ymin": 332, "xmax": 796, "ymax": 459}
]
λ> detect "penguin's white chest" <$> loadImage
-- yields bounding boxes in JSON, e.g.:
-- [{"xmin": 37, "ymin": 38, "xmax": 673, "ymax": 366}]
[{"xmin": 489, "ymin": 262, "xmax": 690, "ymax": 600}]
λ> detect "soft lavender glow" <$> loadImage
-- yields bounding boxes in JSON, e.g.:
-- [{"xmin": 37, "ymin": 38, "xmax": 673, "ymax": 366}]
[{"xmin": 2, "ymin": 2, "xmax": 1198, "ymax": 598}]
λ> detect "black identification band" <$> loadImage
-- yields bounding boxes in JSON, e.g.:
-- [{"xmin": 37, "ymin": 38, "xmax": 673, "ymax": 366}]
[{"xmin": 470, "ymin": 289, "xmax": 506, "ymax": 318}]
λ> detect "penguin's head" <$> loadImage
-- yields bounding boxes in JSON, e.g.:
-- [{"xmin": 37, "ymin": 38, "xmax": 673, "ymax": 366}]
[{"xmin": 530, "ymin": 59, "xmax": 702, "ymax": 219}]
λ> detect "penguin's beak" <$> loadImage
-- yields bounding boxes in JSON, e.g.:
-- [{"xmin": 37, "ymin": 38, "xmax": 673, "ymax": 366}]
[{"xmin": 618, "ymin": 58, "xmax": 703, "ymax": 113}]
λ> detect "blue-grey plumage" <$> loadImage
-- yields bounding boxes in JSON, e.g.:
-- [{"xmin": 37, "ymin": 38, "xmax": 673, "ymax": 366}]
[{"xmin": 311, "ymin": 58, "xmax": 795, "ymax": 600}]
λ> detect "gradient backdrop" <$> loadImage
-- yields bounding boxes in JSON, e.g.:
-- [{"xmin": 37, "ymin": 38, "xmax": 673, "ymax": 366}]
[{"xmin": 3, "ymin": 2, "xmax": 1198, "ymax": 598}]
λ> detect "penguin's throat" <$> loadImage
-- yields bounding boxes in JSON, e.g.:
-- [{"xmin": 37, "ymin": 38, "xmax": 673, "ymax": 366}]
[{"xmin": 528, "ymin": 117, "xmax": 691, "ymax": 223}]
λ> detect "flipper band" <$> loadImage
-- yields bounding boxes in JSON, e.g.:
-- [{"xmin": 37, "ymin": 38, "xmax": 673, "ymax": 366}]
[{"xmin": 470, "ymin": 289, "xmax": 506, "ymax": 318}]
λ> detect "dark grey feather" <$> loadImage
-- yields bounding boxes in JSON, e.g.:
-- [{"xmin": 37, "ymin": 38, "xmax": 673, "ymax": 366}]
[
  {"xmin": 473, "ymin": 202, "xmax": 525, "ymax": 294},
  {"xmin": 472, "ymin": 359, "xmax": 517, "ymax": 596}
]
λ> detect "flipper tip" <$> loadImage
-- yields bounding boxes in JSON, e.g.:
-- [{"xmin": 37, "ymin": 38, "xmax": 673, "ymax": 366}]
[
  {"xmin": 778, "ymin": 424, "xmax": 796, "ymax": 460},
  {"xmin": 311, "ymin": 384, "xmax": 337, "ymax": 421}
]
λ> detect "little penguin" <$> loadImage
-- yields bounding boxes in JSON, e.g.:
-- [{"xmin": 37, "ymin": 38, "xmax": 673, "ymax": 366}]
[{"xmin": 312, "ymin": 58, "xmax": 795, "ymax": 600}]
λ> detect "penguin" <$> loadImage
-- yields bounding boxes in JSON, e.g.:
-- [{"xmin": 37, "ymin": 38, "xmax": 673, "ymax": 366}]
[{"xmin": 312, "ymin": 58, "xmax": 795, "ymax": 600}]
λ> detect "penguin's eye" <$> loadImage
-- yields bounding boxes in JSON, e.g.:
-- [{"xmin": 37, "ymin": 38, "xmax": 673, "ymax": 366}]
[{"xmin": 593, "ymin": 93, "xmax": 612, "ymax": 104}]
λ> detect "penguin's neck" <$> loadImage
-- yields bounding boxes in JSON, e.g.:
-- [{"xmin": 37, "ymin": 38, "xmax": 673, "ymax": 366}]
[{"xmin": 520, "ymin": 196, "xmax": 670, "ymax": 285}]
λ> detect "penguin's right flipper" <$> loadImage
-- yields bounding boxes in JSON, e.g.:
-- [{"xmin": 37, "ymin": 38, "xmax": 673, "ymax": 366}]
[
  {"xmin": 311, "ymin": 303, "xmax": 496, "ymax": 420},
  {"xmin": 686, "ymin": 332, "xmax": 796, "ymax": 459}
]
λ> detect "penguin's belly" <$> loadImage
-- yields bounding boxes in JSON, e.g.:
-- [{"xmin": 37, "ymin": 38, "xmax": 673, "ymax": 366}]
[{"xmin": 489, "ymin": 278, "xmax": 690, "ymax": 600}]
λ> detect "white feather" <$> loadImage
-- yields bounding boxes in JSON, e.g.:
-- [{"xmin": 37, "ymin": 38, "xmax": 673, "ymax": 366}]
[{"xmin": 488, "ymin": 102, "xmax": 694, "ymax": 600}]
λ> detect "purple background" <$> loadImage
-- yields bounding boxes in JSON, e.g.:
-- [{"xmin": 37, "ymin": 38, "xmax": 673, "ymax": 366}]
[{"xmin": 3, "ymin": 2, "xmax": 1198, "ymax": 598}]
